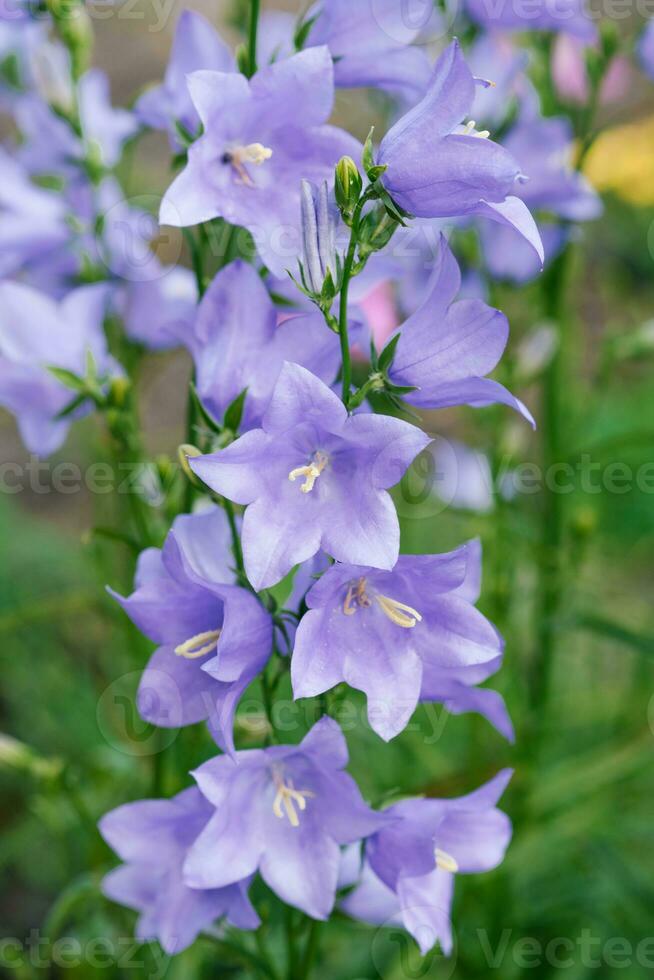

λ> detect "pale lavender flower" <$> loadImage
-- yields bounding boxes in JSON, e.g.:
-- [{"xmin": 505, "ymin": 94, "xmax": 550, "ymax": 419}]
[
  {"xmin": 184, "ymin": 716, "xmax": 391, "ymax": 919},
  {"xmin": 377, "ymin": 39, "xmax": 543, "ymax": 263},
  {"xmin": 342, "ymin": 771, "xmax": 513, "ymax": 954},
  {"xmin": 387, "ymin": 235, "xmax": 535, "ymax": 423},
  {"xmin": 100, "ymin": 787, "xmax": 259, "ymax": 954},
  {"xmin": 292, "ymin": 540, "xmax": 511, "ymax": 741},
  {"xmin": 189, "ymin": 362, "xmax": 431, "ymax": 590},
  {"xmin": 109, "ymin": 507, "xmax": 273, "ymax": 754},
  {"xmin": 159, "ymin": 47, "xmax": 360, "ymax": 277},
  {"xmin": 464, "ymin": 0, "xmax": 597, "ymax": 41},
  {"xmin": 0, "ymin": 281, "xmax": 113, "ymax": 455},
  {"xmin": 136, "ymin": 10, "xmax": 235, "ymax": 147}
]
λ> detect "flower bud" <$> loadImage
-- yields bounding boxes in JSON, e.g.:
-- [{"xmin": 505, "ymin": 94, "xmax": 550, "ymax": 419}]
[
  {"xmin": 334, "ymin": 156, "xmax": 362, "ymax": 218},
  {"xmin": 300, "ymin": 179, "xmax": 340, "ymax": 298}
]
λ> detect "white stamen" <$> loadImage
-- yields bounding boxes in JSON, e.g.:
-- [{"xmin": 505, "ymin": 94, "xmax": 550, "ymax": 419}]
[
  {"xmin": 272, "ymin": 772, "xmax": 315, "ymax": 828},
  {"xmin": 288, "ymin": 451, "xmax": 328, "ymax": 493},
  {"xmin": 174, "ymin": 629, "xmax": 221, "ymax": 660},
  {"xmin": 375, "ymin": 594, "xmax": 422, "ymax": 629},
  {"xmin": 462, "ymin": 119, "xmax": 490, "ymax": 139},
  {"xmin": 435, "ymin": 848, "xmax": 459, "ymax": 873},
  {"xmin": 223, "ymin": 142, "xmax": 273, "ymax": 185}
]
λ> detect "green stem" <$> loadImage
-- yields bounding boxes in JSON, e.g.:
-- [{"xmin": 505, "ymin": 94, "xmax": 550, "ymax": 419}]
[
  {"xmin": 223, "ymin": 497, "xmax": 246, "ymax": 582},
  {"xmin": 285, "ymin": 906, "xmax": 299, "ymax": 980},
  {"xmin": 247, "ymin": 0, "xmax": 261, "ymax": 77},
  {"xmin": 530, "ymin": 248, "xmax": 571, "ymax": 715},
  {"xmin": 338, "ymin": 193, "xmax": 370, "ymax": 403},
  {"xmin": 298, "ymin": 920, "xmax": 321, "ymax": 980}
]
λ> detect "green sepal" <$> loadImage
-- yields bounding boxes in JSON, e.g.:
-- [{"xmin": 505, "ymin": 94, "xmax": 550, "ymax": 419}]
[
  {"xmin": 189, "ymin": 383, "xmax": 223, "ymax": 435},
  {"xmin": 223, "ymin": 387, "xmax": 248, "ymax": 433},
  {"xmin": 377, "ymin": 333, "xmax": 401, "ymax": 374}
]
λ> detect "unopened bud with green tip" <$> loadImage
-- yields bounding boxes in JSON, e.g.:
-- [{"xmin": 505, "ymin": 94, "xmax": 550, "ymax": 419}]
[
  {"xmin": 178, "ymin": 444, "xmax": 205, "ymax": 489},
  {"xmin": 335, "ymin": 156, "xmax": 362, "ymax": 219}
]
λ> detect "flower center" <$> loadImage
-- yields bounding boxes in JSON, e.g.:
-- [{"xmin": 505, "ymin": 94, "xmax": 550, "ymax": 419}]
[
  {"xmin": 272, "ymin": 771, "xmax": 315, "ymax": 828},
  {"xmin": 343, "ymin": 578, "xmax": 422, "ymax": 628},
  {"xmin": 288, "ymin": 451, "xmax": 328, "ymax": 494},
  {"xmin": 461, "ymin": 119, "xmax": 490, "ymax": 139},
  {"xmin": 435, "ymin": 847, "xmax": 459, "ymax": 873},
  {"xmin": 221, "ymin": 142, "xmax": 273, "ymax": 185},
  {"xmin": 174, "ymin": 629, "xmax": 221, "ymax": 660}
]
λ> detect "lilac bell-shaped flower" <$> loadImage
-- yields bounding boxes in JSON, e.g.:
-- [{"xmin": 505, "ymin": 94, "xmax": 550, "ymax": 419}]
[
  {"xmin": 100, "ymin": 787, "xmax": 259, "ymax": 954},
  {"xmin": 184, "ymin": 716, "xmax": 392, "ymax": 920},
  {"xmin": 342, "ymin": 771, "xmax": 513, "ymax": 954}
]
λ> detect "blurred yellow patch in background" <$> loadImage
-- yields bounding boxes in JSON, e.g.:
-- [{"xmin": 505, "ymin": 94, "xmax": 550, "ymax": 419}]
[{"xmin": 584, "ymin": 114, "xmax": 654, "ymax": 206}]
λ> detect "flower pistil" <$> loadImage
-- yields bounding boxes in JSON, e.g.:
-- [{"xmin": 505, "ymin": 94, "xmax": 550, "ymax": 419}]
[
  {"xmin": 174, "ymin": 629, "xmax": 221, "ymax": 659},
  {"xmin": 288, "ymin": 451, "xmax": 328, "ymax": 493},
  {"xmin": 272, "ymin": 771, "xmax": 315, "ymax": 828},
  {"xmin": 343, "ymin": 578, "xmax": 422, "ymax": 628}
]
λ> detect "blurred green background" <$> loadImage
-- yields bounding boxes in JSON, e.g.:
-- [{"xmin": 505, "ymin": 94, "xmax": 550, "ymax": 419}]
[{"xmin": 2, "ymin": 2, "xmax": 654, "ymax": 978}]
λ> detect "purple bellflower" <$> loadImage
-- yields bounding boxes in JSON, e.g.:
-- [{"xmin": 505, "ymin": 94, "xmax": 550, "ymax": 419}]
[
  {"xmin": 189, "ymin": 362, "xmax": 431, "ymax": 590},
  {"xmin": 386, "ymin": 235, "xmax": 535, "ymax": 424},
  {"xmin": 0, "ymin": 281, "xmax": 113, "ymax": 456},
  {"xmin": 342, "ymin": 770, "xmax": 513, "ymax": 954},
  {"xmin": 17, "ymin": 68, "xmax": 137, "ymax": 175},
  {"xmin": 184, "ymin": 716, "xmax": 391, "ymax": 920},
  {"xmin": 376, "ymin": 40, "xmax": 543, "ymax": 262},
  {"xmin": 100, "ymin": 787, "xmax": 259, "ymax": 954},
  {"xmin": 190, "ymin": 260, "xmax": 340, "ymax": 430},
  {"xmin": 479, "ymin": 109, "xmax": 601, "ymax": 282},
  {"xmin": 0, "ymin": 147, "xmax": 69, "ymax": 277},
  {"xmin": 159, "ymin": 47, "xmax": 360, "ymax": 277},
  {"xmin": 136, "ymin": 10, "xmax": 235, "ymax": 148},
  {"xmin": 109, "ymin": 507, "xmax": 273, "ymax": 754},
  {"xmin": 304, "ymin": 0, "xmax": 433, "ymax": 104},
  {"xmin": 464, "ymin": 0, "xmax": 597, "ymax": 41},
  {"xmin": 120, "ymin": 262, "xmax": 198, "ymax": 351},
  {"xmin": 291, "ymin": 540, "xmax": 510, "ymax": 741}
]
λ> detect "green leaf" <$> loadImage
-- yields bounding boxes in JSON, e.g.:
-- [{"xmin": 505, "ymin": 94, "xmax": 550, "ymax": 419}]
[
  {"xmin": 224, "ymin": 387, "xmax": 248, "ymax": 433},
  {"xmin": 574, "ymin": 613, "xmax": 654, "ymax": 658},
  {"xmin": 47, "ymin": 366, "xmax": 86, "ymax": 391},
  {"xmin": 189, "ymin": 383, "xmax": 223, "ymax": 435},
  {"xmin": 378, "ymin": 332, "xmax": 400, "ymax": 373},
  {"xmin": 294, "ymin": 12, "xmax": 319, "ymax": 50},
  {"xmin": 362, "ymin": 126, "xmax": 376, "ymax": 175},
  {"xmin": 54, "ymin": 392, "xmax": 89, "ymax": 420}
]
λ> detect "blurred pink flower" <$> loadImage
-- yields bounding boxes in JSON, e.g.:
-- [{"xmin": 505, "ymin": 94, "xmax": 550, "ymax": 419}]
[
  {"xmin": 552, "ymin": 34, "xmax": 631, "ymax": 106},
  {"xmin": 359, "ymin": 281, "xmax": 399, "ymax": 351}
]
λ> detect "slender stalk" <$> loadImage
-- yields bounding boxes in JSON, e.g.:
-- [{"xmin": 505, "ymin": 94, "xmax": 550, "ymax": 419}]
[
  {"xmin": 247, "ymin": 0, "xmax": 261, "ymax": 77},
  {"xmin": 298, "ymin": 920, "xmax": 321, "ymax": 980},
  {"xmin": 338, "ymin": 193, "xmax": 370, "ymax": 403},
  {"xmin": 285, "ymin": 906, "xmax": 299, "ymax": 980}
]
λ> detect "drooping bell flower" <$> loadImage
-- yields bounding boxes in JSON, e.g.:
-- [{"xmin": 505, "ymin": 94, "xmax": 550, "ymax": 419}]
[
  {"xmin": 291, "ymin": 540, "xmax": 508, "ymax": 741},
  {"xmin": 0, "ymin": 281, "xmax": 114, "ymax": 456},
  {"xmin": 189, "ymin": 362, "xmax": 431, "ymax": 590},
  {"xmin": 159, "ymin": 47, "xmax": 360, "ymax": 277},
  {"xmin": 99, "ymin": 787, "xmax": 259, "ymax": 954},
  {"xmin": 190, "ymin": 260, "xmax": 340, "ymax": 430},
  {"xmin": 386, "ymin": 235, "xmax": 535, "ymax": 424},
  {"xmin": 135, "ymin": 10, "xmax": 235, "ymax": 148},
  {"xmin": 376, "ymin": 40, "xmax": 543, "ymax": 262},
  {"xmin": 108, "ymin": 507, "xmax": 273, "ymax": 754},
  {"xmin": 342, "ymin": 771, "xmax": 513, "ymax": 954},
  {"xmin": 184, "ymin": 716, "xmax": 391, "ymax": 920}
]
